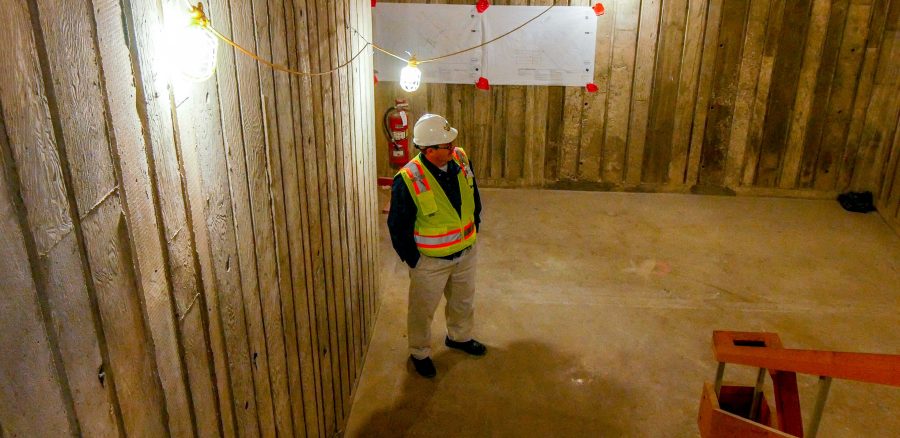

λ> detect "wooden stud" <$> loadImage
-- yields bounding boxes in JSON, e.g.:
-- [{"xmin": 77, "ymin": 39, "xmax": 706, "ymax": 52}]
[
  {"xmin": 685, "ymin": 0, "xmax": 725, "ymax": 186},
  {"xmin": 778, "ymin": 0, "xmax": 831, "ymax": 189},
  {"xmin": 0, "ymin": 2, "xmax": 123, "ymax": 434},
  {"xmin": 643, "ymin": 0, "xmax": 687, "ymax": 185},
  {"xmin": 0, "ymin": 101, "xmax": 79, "ymax": 438},
  {"xmin": 724, "ymin": 0, "xmax": 773, "ymax": 188},
  {"xmin": 625, "ymin": 0, "xmax": 662, "ymax": 185}
]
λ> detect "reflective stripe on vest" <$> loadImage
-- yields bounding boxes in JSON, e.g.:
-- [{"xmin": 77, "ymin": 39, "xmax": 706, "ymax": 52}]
[
  {"xmin": 452, "ymin": 149, "xmax": 474, "ymax": 186},
  {"xmin": 414, "ymin": 221, "xmax": 476, "ymax": 249},
  {"xmin": 403, "ymin": 159, "xmax": 431, "ymax": 195}
]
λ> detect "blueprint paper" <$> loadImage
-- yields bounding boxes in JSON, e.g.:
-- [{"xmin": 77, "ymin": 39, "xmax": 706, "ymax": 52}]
[{"xmin": 373, "ymin": 4, "xmax": 597, "ymax": 87}]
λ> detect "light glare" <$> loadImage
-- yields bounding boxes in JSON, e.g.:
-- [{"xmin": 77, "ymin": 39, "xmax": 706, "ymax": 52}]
[
  {"xmin": 399, "ymin": 59, "xmax": 421, "ymax": 92},
  {"xmin": 162, "ymin": 4, "xmax": 218, "ymax": 82}
]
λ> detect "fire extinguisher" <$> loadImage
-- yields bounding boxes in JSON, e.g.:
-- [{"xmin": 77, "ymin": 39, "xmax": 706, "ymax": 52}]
[{"xmin": 383, "ymin": 98, "xmax": 412, "ymax": 167}]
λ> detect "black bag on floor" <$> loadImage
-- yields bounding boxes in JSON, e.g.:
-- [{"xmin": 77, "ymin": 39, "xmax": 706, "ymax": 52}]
[{"xmin": 837, "ymin": 191, "xmax": 876, "ymax": 213}]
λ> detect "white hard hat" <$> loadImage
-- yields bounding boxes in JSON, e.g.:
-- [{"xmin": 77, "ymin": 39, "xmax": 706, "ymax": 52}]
[{"xmin": 413, "ymin": 114, "xmax": 458, "ymax": 147}]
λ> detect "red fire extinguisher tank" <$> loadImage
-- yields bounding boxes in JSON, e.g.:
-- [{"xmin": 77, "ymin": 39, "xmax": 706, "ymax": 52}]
[{"xmin": 384, "ymin": 98, "xmax": 412, "ymax": 167}]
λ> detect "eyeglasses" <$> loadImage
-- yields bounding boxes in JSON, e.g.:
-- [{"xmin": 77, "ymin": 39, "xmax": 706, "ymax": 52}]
[{"xmin": 431, "ymin": 143, "xmax": 454, "ymax": 150}]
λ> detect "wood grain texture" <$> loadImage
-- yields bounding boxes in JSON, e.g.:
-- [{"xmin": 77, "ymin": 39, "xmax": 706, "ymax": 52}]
[
  {"xmin": 840, "ymin": 0, "xmax": 890, "ymax": 190},
  {"xmin": 778, "ymin": 0, "xmax": 831, "ymax": 188},
  {"xmin": 0, "ymin": 112, "xmax": 76, "ymax": 438},
  {"xmin": 32, "ymin": 0, "xmax": 185, "ymax": 434},
  {"xmin": 0, "ymin": 2, "xmax": 120, "ymax": 435},
  {"xmin": 850, "ymin": 0, "xmax": 900, "ymax": 192},
  {"xmin": 211, "ymin": 0, "xmax": 281, "ymax": 434},
  {"xmin": 813, "ymin": 1, "xmax": 873, "ymax": 191},
  {"xmin": 305, "ymin": 0, "xmax": 341, "ymax": 432},
  {"xmin": 602, "ymin": 0, "xmax": 639, "ymax": 183},
  {"xmin": 246, "ymin": 0, "xmax": 296, "ymax": 434},
  {"xmin": 685, "ymin": 0, "xmax": 724, "ymax": 186},
  {"xmin": 374, "ymin": 0, "xmax": 893, "ymax": 202},
  {"xmin": 724, "ymin": 0, "xmax": 772, "ymax": 187},
  {"xmin": 698, "ymin": 0, "xmax": 749, "ymax": 187},
  {"xmin": 625, "ymin": 0, "xmax": 661, "ymax": 185},
  {"xmin": 643, "ymin": 0, "xmax": 687, "ymax": 184},
  {"xmin": 755, "ymin": 0, "xmax": 814, "ymax": 187},
  {"xmin": 669, "ymin": 0, "xmax": 709, "ymax": 184},
  {"xmin": 80, "ymin": 194, "xmax": 169, "ymax": 436},
  {"xmin": 286, "ymin": 0, "xmax": 326, "ymax": 435},
  {"xmin": 102, "ymin": 0, "xmax": 224, "ymax": 434}
]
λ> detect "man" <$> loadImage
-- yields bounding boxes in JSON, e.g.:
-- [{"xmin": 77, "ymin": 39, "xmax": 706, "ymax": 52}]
[{"xmin": 387, "ymin": 113, "xmax": 487, "ymax": 378}]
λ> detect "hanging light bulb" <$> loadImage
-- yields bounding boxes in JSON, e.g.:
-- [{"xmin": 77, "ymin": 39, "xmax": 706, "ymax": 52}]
[
  {"xmin": 161, "ymin": 3, "xmax": 218, "ymax": 82},
  {"xmin": 399, "ymin": 57, "xmax": 422, "ymax": 92}
]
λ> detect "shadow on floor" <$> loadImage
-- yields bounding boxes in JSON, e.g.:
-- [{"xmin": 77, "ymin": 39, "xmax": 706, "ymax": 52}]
[{"xmin": 350, "ymin": 340, "xmax": 631, "ymax": 437}]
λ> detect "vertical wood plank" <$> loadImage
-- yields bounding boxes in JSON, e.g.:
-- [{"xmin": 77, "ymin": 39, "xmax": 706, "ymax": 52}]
[
  {"xmin": 171, "ymin": 83, "xmax": 237, "ymax": 437},
  {"xmin": 544, "ymin": 85, "xmax": 565, "ymax": 182},
  {"xmin": 0, "ymin": 109, "xmax": 77, "ymax": 438},
  {"xmin": 245, "ymin": 0, "xmax": 296, "ymax": 433},
  {"xmin": 304, "ymin": 0, "xmax": 341, "ymax": 431},
  {"xmin": 798, "ymin": 0, "xmax": 851, "ymax": 187},
  {"xmin": 602, "ymin": 0, "xmax": 639, "ymax": 183},
  {"xmin": 295, "ymin": 0, "xmax": 333, "ymax": 433},
  {"xmin": 643, "ymin": 0, "xmax": 687, "ymax": 184},
  {"xmin": 625, "ymin": 0, "xmax": 662, "ymax": 185},
  {"xmin": 282, "ymin": 2, "xmax": 322, "ymax": 436},
  {"xmin": 840, "ymin": 0, "xmax": 890, "ymax": 190},
  {"xmin": 0, "ymin": 2, "xmax": 121, "ymax": 435},
  {"xmin": 778, "ymin": 0, "xmax": 832, "ymax": 188},
  {"xmin": 81, "ymin": 194, "xmax": 170, "ymax": 436},
  {"xmin": 849, "ymin": 0, "xmax": 900, "ymax": 191},
  {"xmin": 698, "ymin": 0, "xmax": 750, "ymax": 187},
  {"xmin": 559, "ymin": 86, "xmax": 583, "ymax": 181},
  {"xmin": 30, "ymin": 0, "xmax": 184, "ymax": 433},
  {"xmin": 723, "ymin": 0, "xmax": 772, "ymax": 187},
  {"xmin": 755, "ymin": 0, "xmax": 814, "ymax": 187},
  {"xmin": 490, "ymin": 87, "xmax": 507, "ymax": 178},
  {"xmin": 106, "ymin": 0, "xmax": 223, "ymax": 433},
  {"xmin": 320, "ymin": 0, "xmax": 352, "ymax": 425},
  {"xmin": 331, "ymin": 0, "xmax": 357, "ymax": 417},
  {"xmin": 577, "ymin": 0, "xmax": 613, "ymax": 183},
  {"xmin": 685, "ymin": 0, "xmax": 725, "ymax": 185},
  {"xmin": 263, "ymin": 0, "xmax": 311, "ymax": 433},
  {"xmin": 813, "ymin": 1, "xmax": 875, "ymax": 190},
  {"xmin": 206, "ymin": 0, "xmax": 274, "ymax": 434},
  {"xmin": 473, "ymin": 83, "xmax": 493, "ymax": 178},
  {"xmin": 343, "ymin": 0, "xmax": 371, "ymax": 384},
  {"xmin": 669, "ymin": 0, "xmax": 709, "ymax": 184},
  {"xmin": 740, "ymin": 0, "xmax": 784, "ymax": 186}
]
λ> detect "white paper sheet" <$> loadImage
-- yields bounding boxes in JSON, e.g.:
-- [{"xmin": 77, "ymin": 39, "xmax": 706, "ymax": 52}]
[{"xmin": 373, "ymin": 4, "xmax": 597, "ymax": 87}]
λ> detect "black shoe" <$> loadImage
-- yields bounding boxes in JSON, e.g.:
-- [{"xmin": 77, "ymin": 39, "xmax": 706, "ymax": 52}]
[
  {"xmin": 444, "ymin": 337, "xmax": 487, "ymax": 356},
  {"xmin": 410, "ymin": 356, "xmax": 436, "ymax": 378}
]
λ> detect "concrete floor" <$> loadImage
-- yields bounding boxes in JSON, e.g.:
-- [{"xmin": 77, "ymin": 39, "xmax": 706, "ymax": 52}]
[{"xmin": 344, "ymin": 189, "xmax": 900, "ymax": 437}]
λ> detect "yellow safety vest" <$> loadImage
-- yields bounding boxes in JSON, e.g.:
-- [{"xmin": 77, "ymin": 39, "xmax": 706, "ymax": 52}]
[{"xmin": 398, "ymin": 148, "xmax": 477, "ymax": 257}]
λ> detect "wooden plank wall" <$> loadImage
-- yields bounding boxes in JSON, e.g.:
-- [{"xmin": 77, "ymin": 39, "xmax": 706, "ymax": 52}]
[
  {"xmin": 0, "ymin": 0, "xmax": 378, "ymax": 435},
  {"xmin": 374, "ymin": 0, "xmax": 900, "ymax": 203},
  {"xmin": 867, "ymin": 0, "xmax": 900, "ymax": 234}
]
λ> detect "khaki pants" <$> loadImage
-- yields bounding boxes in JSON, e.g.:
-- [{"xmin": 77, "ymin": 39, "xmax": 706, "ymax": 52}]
[{"xmin": 408, "ymin": 244, "xmax": 478, "ymax": 359}]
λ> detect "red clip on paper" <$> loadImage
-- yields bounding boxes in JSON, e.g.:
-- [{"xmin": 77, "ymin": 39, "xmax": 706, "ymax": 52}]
[
  {"xmin": 586, "ymin": 83, "xmax": 599, "ymax": 93},
  {"xmin": 476, "ymin": 0, "xmax": 490, "ymax": 13},
  {"xmin": 593, "ymin": 3, "xmax": 605, "ymax": 15},
  {"xmin": 476, "ymin": 77, "xmax": 490, "ymax": 90}
]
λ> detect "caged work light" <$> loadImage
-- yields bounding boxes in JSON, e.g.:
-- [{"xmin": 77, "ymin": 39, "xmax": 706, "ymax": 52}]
[
  {"xmin": 161, "ymin": 3, "xmax": 219, "ymax": 81},
  {"xmin": 399, "ymin": 57, "xmax": 422, "ymax": 92}
]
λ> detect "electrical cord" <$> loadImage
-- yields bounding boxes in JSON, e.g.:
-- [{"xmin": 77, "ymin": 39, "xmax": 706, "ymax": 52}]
[{"xmin": 188, "ymin": 2, "xmax": 557, "ymax": 75}]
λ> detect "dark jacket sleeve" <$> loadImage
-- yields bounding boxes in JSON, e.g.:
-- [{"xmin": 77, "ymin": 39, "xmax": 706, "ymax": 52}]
[
  {"xmin": 473, "ymin": 170, "xmax": 481, "ymax": 231},
  {"xmin": 387, "ymin": 175, "xmax": 420, "ymax": 268}
]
